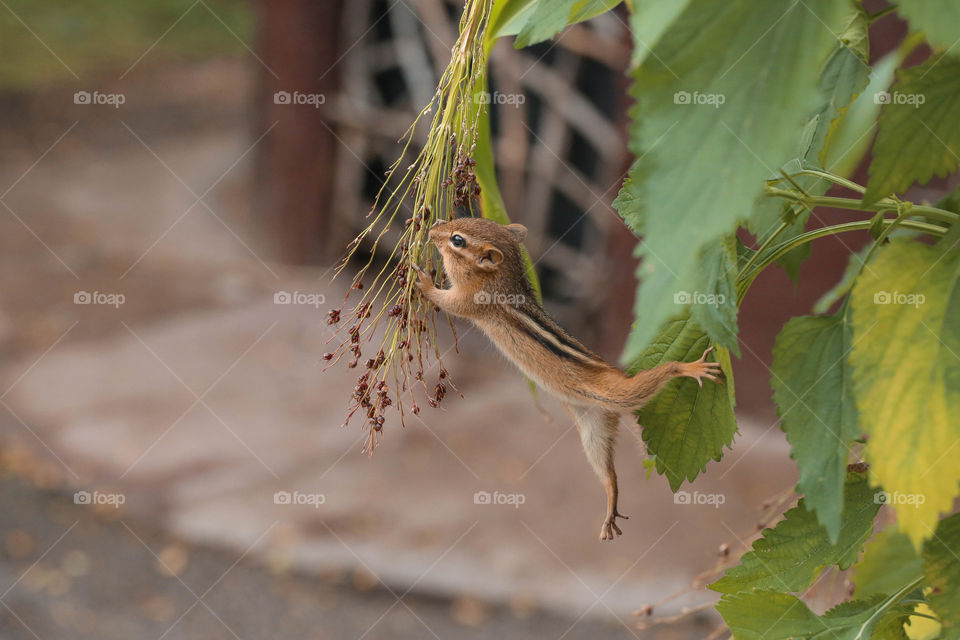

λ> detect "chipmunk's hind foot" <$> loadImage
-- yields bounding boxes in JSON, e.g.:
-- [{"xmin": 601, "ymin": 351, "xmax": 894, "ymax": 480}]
[{"xmin": 599, "ymin": 510, "xmax": 628, "ymax": 541}]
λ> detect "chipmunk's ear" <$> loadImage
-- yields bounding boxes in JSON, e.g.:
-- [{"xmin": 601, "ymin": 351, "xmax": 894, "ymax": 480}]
[
  {"xmin": 505, "ymin": 223, "xmax": 527, "ymax": 243},
  {"xmin": 477, "ymin": 243, "xmax": 504, "ymax": 271}
]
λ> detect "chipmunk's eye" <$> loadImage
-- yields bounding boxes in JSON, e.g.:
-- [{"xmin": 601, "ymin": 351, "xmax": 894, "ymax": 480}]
[{"xmin": 450, "ymin": 234, "xmax": 466, "ymax": 248}]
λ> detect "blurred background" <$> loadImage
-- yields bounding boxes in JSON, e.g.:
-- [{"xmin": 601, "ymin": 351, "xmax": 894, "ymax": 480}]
[{"xmin": 0, "ymin": 1, "xmax": 939, "ymax": 638}]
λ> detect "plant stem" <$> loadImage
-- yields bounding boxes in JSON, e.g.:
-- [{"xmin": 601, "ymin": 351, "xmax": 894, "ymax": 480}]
[
  {"xmin": 737, "ymin": 219, "xmax": 947, "ymax": 297},
  {"xmin": 765, "ymin": 187, "xmax": 960, "ymax": 224}
]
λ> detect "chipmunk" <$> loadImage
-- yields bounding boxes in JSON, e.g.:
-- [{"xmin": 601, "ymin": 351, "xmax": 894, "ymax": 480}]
[{"xmin": 414, "ymin": 217, "xmax": 721, "ymax": 541}]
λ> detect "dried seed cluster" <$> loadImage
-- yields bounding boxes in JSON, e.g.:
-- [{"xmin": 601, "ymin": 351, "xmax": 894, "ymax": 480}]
[{"xmin": 323, "ymin": 0, "xmax": 494, "ymax": 455}]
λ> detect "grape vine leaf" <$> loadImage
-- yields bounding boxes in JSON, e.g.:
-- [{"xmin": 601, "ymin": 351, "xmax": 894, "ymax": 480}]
[
  {"xmin": 710, "ymin": 472, "xmax": 879, "ymax": 594},
  {"xmin": 618, "ymin": 0, "xmax": 848, "ymax": 360},
  {"xmin": 863, "ymin": 56, "xmax": 960, "ymax": 205},
  {"xmin": 924, "ymin": 513, "xmax": 960, "ymax": 639},
  {"xmin": 628, "ymin": 315, "xmax": 736, "ymax": 491},
  {"xmin": 850, "ymin": 239, "xmax": 960, "ymax": 546},
  {"xmin": 771, "ymin": 313, "xmax": 860, "ymax": 542},
  {"xmin": 855, "ymin": 528, "xmax": 923, "ymax": 600},
  {"xmin": 718, "ymin": 591, "xmax": 906, "ymax": 640},
  {"xmin": 897, "ymin": 0, "xmax": 960, "ymax": 51}
]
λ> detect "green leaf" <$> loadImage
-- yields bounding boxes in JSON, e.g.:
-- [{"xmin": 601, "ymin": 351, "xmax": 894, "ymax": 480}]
[
  {"xmin": 856, "ymin": 528, "xmax": 923, "ymax": 599},
  {"xmin": 569, "ymin": 0, "xmax": 621, "ymax": 23},
  {"xmin": 805, "ymin": 5, "xmax": 871, "ymax": 168},
  {"xmin": 627, "ymin": 0, "xmax": 690, "ymax": 67},
  {"xmin": 813, "ymin": 246, "xmax": 871, "ymax": 314},
  {"xmin": 619, "ymin": 0, "xmax": 848, "ymax": 358},
  {"xmin": 710, "ymin": 472, "xmax": 879, "ymax": 594},
  {"xmin": 512, "ymin": 0, "xmax": 620, "ymax": 47},
  {"xmin": 850, "ymin": 240, "xmax": 960, "ymax": 547},
  {"xmin": 748, "ymin": 190, "xmax": 815, "ymax": 282},
  {"xmin": 863, "ymin": 56, "xmax": 960, "ymax": 205},
  {"xmin": 689, "ymin": 236, "xmax": 740, "ymax": 355},
  {"xmin": 718, "ymin": 591, "xmax": 903, "ymax": 640},
  {"xmin": 897, "ymin": 0, "xmax": 960, "ymax": 51},
  {"xmin": 611, "ymin": 162, "xmax": 644, "ymax": 235},
  {"xmin": 821, "ymin": 49, "xmax": 900, "ymax": 177},
  {"xmin": 771, "ymin": 313, "xmax": 860, "ymax": 542},
  {"xmin": 629, "ymin": 315, "xmax": 736, "ymax": 491},
  {"xmin": 924, "ymin": 513, "xmax": 960, "ymax": 638}
]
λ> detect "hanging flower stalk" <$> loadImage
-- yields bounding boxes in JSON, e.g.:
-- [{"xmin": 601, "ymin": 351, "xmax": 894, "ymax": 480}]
[{"xmin": 325, "ymin": 0, "xmax": 494, "ymax": 453}]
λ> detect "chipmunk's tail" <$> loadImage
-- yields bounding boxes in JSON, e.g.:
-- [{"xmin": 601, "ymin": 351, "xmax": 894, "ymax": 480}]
[{"xmin": 591, "ymin": 362, "xmax": 684, "ymax": 412}]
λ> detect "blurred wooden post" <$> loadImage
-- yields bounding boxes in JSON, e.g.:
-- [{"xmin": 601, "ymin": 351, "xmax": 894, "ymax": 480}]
[{"xmin": 254, "ymin": 0, "xmax": 345, "ymax": 264}]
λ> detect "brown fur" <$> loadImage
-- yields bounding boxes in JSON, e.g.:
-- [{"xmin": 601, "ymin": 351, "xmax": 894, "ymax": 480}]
[{"xmin": 416, "ymin": 217, "xmax": 721, "ymax": 540}]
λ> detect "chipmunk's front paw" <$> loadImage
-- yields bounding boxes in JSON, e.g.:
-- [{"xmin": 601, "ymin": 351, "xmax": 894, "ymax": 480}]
[
  {"xmin": 681, "ymin": 346, "xmax": 723, "ymax": 387},
  {"xmin": 599, "ymin": 511, "xmax": 628, "ymax": 541},
  {"xmin": 412, "ymin": 264, "xmax": 433, "ymax": 292}
]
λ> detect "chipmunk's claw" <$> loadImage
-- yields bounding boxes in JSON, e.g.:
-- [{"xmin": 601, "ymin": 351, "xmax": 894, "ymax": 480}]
[
  {"xmin": 412, "ymin": 263, "xmax": 432, "ymax": 292},
  {"xmin": 599, "ymin": 511, "xmax": 628, "ymax": 541},
  {"xmin": 682, "ymin": 346, "xmax": 723, "ymax": 387}
]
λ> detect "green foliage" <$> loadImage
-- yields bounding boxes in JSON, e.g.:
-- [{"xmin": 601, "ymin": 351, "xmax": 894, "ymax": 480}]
[
  {"xmin": 805, "ymin": 4, "xmax": 871, "ymax": 169},
  {"xmin": 924, "ymin": 514, "xmax": 960, "ymax": 638},
  {"xmin": 850, "ymin": 240, "xmax": 960, "ymax": 546},
  {"xmin": 718, "ymin": 591, "xmax": 911, "ymax": 640},
  {"xmin": 896, "ymin": 0, "xmax": 960, "ymax": 51},
  {"xmin": 855, "ymin": 529, "xmax": 923, "ymax": 599},
  {"xmin": 629, "ymin": 315, "xmax": 736, "ymax": 491},
  {"xmin": 864, "ymin": 57, "xmax": 960, "ymax": 205},
  {"xmin": 498, "ymin": 0, "xmax": 621, "ymax": 46},
  {"xmin": 619, "ymin": 0, "xmax": 848, "ymax": 360},
  {"xmin": 498, "ymin": 0, "xmax": 960, "ymax": 635},
  {"xmin": 627, "ymin": 0, "xmax": 689, "ymax": 66},
  {"xmin": 711, "ymin": 473, "xmax": 878, "ymax": 593},
  {"xmin": 690, "ymin": 236, "xmax": 740, "ymax": 355},
  {"xmin": 0, "ymin": 0, "xmax": 251, "ymax": 89},
  {"xmin": 771, "ymin": 314, "xmax": 860, "ymax": 541}
]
